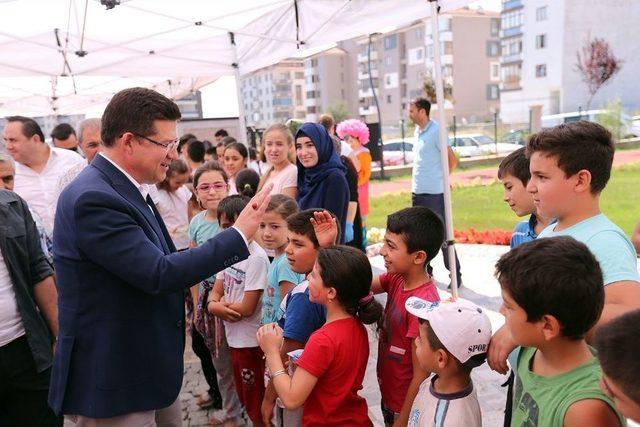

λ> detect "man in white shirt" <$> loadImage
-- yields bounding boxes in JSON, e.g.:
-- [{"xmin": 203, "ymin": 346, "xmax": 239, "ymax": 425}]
[
  {"xmin": 3, "ymin": 116, "xmax": 86, "ymax": 235},
  {"xmin": 55, "ymin": 118, "xmax": 103, "ymax": 196}
]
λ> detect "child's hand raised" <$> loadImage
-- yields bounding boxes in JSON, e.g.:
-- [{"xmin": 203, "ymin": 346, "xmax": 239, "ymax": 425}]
[
  {"xmin": 311, "ymin": 210, "xmax": 338, "ymax": 248},
  {"xmin": 257, "ymin": 323, "xmax": 284, "ymax": 355}
]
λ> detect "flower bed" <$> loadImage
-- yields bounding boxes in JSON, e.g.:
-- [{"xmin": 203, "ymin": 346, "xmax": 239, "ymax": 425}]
[{"xmin": 454, "ymin": 228, "xmax": 511, "ymax": 246}]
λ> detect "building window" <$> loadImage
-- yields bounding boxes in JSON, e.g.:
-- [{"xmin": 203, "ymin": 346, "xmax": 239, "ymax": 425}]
[
  {"xmin": 416, "ymin": 27, "xmax": 424, "ymax": 40},
  {"xmin": 385, "ymin": 56, "xmax": 392, "ymax": 66},
  {"xmin": 487, "ymin": 84, "xmax": 499, "ymax": 100},
  {"xmin": 486, "ymin": 41, "xmax": 500, "ymax": 57},
  {"xmin": 439, "ymin": 17, "xmax": 452, "ymax": 31},
  {"xmin": 501, "ymin": 39, "xmax": 523, "ymax": 56},
  {"xmin": 490, "ymin": 18, "xmax": 500, "ymax": 36},
  {"xmin": 535, "ymin": 64, "xmax": 547, "ymax": 77},
  {"xmin": 535, "ymin": 34, "xmax": 547, "ymax": 49},
  {"xmin": 536, "ymin": 6, "xmax": 547, "ymax": 21},
  {"xmin": 408, "ymin": 47, "xmax": 424, "ymax": 65},
  {"xmin": 490, "ymin": 62, "xmax": 500, "ymax": 81},
  {"xmin": 443, "ymin": 41, "xmax": 453, "ymax": 55},
  {"xmin": 387, "ymin": 95, "xmax": 392, "ymax": 104},
  {"xmin": 384, "ymin": 34, "xmax": 398, "ymax": 50},
  {"xmin": 501, "ymin": 10, "xmax": 523, "ymax": 30}
]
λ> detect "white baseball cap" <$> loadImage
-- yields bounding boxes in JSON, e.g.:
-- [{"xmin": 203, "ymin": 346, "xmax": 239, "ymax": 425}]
[{"xmin": 405, "ymin": 297, "xmax": 492, "ymax": 363}]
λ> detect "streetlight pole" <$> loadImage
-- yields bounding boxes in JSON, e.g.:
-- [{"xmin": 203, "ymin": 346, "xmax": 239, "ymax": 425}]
[{"xmin": 368, "ymin": 32, "xmax": 386, "ymax": 179}]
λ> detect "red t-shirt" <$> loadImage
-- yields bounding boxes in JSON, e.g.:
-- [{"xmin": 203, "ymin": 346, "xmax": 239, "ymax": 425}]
[
  {"xmin": 296, "ymin": 317, "xmax": 373, "ymax": 427},
  {"xmin": 377, "ymin": 273, "xmax": 440, "ymax": 413}
]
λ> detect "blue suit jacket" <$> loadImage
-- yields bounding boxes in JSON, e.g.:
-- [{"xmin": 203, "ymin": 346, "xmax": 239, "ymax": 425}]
[{"xmin": 48, "ymin": 154, "xmax": 249, "ymax": 418}]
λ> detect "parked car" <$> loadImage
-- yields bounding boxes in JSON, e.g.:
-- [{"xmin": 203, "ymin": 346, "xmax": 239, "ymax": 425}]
[
  {"xmin": 501, "ymin": 129, "xmax": 529, "ymax": 146},
  {"xmin": 448, "ymin": 134, "xmax": 521, "ymax": 158},
  {"xmin": 630, "ymin": 115, "xmax": 640, "ymax": 137},
  {"xmin": 379, "ymin": 138, "xmax": 416, "ymax": 166}
]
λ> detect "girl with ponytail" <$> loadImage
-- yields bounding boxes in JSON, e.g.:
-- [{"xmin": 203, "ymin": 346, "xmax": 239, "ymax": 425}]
[{"xmin": 257, "ymin": 245, "xmax": 381, "ymax": 426}]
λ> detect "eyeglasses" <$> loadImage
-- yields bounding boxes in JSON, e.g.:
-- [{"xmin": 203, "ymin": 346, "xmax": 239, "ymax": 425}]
[
  {"xmin": 133, "ymin": 133, "xmax": 179, "ymax": 152},
  {"xmin": 197, "ymin": 183, "xmax": 227, "ymax": 193}
]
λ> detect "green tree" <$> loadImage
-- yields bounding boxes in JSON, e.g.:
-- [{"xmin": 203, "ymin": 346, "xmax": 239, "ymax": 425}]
[
  {"xmin": 596, "ymin": 99, "xmax": 627, "ymax": 141},
  {"xmin": 421, "ymin": 71, "xmax": 453, "ymax": 104},
  {"xmin": 326, "ymin": 103, "xmax": 349, "ymax": 124}
]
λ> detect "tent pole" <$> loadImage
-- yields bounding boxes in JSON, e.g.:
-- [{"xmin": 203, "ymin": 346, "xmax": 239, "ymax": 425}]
[
  {"xmin": 230, "ymin": 32, "xmax": 248, "ymax": 145},
  {"xmin": 429, "ymin": 0, "xmax": 458, "ymax": 299}
]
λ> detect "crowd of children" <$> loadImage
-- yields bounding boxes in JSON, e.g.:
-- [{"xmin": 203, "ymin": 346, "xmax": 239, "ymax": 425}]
[{"xmin": 154, "ymin": 119, "xmax": 640, "ymax": 427}]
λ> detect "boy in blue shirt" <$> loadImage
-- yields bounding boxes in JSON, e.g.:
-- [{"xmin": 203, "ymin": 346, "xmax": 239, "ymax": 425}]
[
  {"xmin": 489, "ymin": 121, "xmax": 640, "ymax": 375},
  {"xmin": 497, "ymin": 147, "xmax": 553, "ymax": 248}
]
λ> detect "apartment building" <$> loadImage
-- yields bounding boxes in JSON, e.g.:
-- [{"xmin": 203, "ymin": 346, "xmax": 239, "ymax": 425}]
[
  {"xmin": 303, "ymin": 41, "xmax": 360, "ymax": 122},
  {"xmin": 358, "ymin": 8, "xmax": 501, "ymax": 131},
  {"xmin": 240, "ymin": 60, "xmax": 306, "ymax": 129},
  {"xmin": 500, "ymin": 0, "xmax": 640, "ymax": 123}
]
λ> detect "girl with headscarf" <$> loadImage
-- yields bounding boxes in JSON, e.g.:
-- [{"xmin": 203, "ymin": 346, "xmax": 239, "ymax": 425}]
[{"xmin": 295, "ymin": 122, "xmax": 350, "ymax": 243}]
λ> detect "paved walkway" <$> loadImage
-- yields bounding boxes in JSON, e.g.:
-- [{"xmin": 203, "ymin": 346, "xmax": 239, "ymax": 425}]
[{"xmin": 370, "ymin": 148, "xmax": 640, "ymax": 197}]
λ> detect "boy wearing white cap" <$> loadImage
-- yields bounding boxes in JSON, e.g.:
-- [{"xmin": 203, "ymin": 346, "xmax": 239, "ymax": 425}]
[{"xmin": 405, "ymin": 297, "xmax": 492, "ymax": 427}]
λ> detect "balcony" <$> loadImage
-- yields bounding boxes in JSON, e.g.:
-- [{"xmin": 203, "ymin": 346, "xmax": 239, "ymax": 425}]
[
  {"xmin": 359, "ymin": 106, "xmax": 378, "ymax": 116},
  {"xmin": 357, "ymin": 51, "xmax": 378, "ymax": 62},
  {"xmin": 358, "ymin": 69, "xmax": 379, "ymax": 80},
  {"xmin": 501, "ymin": 27, "xmax": 523, "ymax": 39},
  {"xmin": 500, "ymin": 52, "xmax": 523, "ymax": 64},
  {"xmin": 502, "ymin": 0, "xmax": 523, "ymax": 12},
  {"xmin": 358, "ymin": 88, "xmax": 374, "ymax": 98},
  {"xmin": 500, "ymin": 74, "xmax": 521, "ymax": 91}
]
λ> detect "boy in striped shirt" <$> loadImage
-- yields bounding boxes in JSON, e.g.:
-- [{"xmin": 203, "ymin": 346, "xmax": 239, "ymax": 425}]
[{"xmin": 497, "ymin": 147, "xmax": 552, "ymax": 249}]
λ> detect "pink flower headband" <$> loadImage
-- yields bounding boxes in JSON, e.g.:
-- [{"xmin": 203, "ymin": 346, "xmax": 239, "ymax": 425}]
[{"xmin": 336, "ymin": 119, "xmax": 370, "ymax": 145}]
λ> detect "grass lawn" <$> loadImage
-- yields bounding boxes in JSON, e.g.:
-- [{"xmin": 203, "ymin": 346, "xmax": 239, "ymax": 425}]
[{"xmin": 369, "ymin": 163, "xmax": 640, "ymax": 236}]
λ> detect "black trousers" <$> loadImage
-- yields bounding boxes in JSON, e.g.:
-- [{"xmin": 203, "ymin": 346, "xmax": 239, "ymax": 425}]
[
  {"xmin": 190, "ymin": 326, "xmax": 221, "ymax": 401},
  {"xmin": 0, "ymin": 335, "xmax": 62, "ymax": 427},
  {"xmin": 412, "ymin": 192, "xmax": 462, "ymax": 283}
]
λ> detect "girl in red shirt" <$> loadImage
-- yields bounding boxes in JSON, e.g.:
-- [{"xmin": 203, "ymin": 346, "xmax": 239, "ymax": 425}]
[{"xmin": 257, "ymin": 245, "xmax": 382, "ymax": 426}]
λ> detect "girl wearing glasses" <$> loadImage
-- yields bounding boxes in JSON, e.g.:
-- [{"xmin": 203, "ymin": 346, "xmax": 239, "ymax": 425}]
[{"xmin": 188, "ymin": 161, "xmax": 244, "ymax": 426}]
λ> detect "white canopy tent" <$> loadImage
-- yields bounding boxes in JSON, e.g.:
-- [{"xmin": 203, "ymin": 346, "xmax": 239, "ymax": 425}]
[{"xmin": 0, "ymin": 0, "xmax": 469, "ymax": 294}]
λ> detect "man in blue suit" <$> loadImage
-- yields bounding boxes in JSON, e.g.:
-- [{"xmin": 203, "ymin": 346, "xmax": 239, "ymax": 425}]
[{"xmin": 49, "ymin": 87, "xmax": 271, "ymax": 426}]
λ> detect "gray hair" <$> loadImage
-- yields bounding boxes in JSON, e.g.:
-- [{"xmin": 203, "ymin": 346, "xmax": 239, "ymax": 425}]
[
  {"xmin": 77, "ymin": 118, "xmax": 102, "ymax": 144},
  {"xmin": 0, "ymin": 151, "xmax": 15, "ymax": 169}
]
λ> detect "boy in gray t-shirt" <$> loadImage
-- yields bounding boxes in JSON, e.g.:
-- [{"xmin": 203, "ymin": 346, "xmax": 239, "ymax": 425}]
[{"xmin": 405, "ymin": 298, "xmax": 492, "ymax": 427}]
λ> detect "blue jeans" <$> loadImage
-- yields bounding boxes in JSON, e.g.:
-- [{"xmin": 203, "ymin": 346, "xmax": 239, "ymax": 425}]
[{"xmin": 412, "ymin": 192, "xmax": 462, "ymax": 283}]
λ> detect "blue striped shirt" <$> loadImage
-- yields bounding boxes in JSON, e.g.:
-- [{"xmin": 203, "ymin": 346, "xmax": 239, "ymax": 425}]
[{"xmin": 510, "ymin": 215, "xmax": 538, "ymax": 249}]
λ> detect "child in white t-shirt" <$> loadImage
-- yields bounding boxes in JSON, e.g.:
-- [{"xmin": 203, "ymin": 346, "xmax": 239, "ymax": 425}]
[
  {"xmin": 150, "ymin": 159, "xmax": 192, "ymax": 250},
  {"xmin": 405, "ymin": 297, "xmax": 492, "ymax": 427},
  {"xmin": 208, "ymin": 195, "xmax": 269, "ymax": 426}
]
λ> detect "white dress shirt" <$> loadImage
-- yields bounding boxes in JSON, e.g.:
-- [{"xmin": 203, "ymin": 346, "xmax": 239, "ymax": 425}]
[
  {"xmin": 14, "ymin": 146, "xmax": 86, "ymax": 235},
  {"xmin": 100, "ymin": 153, "xmax": 248, "ymax": 247}
]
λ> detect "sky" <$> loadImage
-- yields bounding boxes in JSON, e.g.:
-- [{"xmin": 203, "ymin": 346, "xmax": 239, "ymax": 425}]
[{"xmin": 200, "ymin": 0, "xmax": 501, "ymax": 119}]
